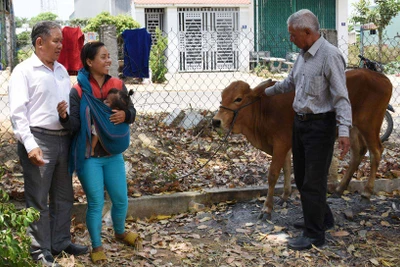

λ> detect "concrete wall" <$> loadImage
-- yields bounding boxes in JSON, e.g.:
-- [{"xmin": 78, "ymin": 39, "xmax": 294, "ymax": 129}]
[
  {"xmin": 385, "ymin": 15, "xmax": 400, "ymax": 40},
  {"xmin": 337, "ymin": 0, "xmax": 350, "ymax": 61},
  {"xmin": 238, "ymin": 5, "xmax": 253, "ymax": 72},
  {"xmin": 73, "ymin": 0, "xmax": 132, "ymax": 18},
  {"xmin": 133, "ymin": 6, "xmax": 145, "ymax": 26},
  {"xmin": 74, "ymin": 0, "xmax": 110, "ymax": 18},
  {"xmin": 164, "ymin": 7, "xmax": 179, "ymax": 73},
  {"xmin": 99, "ymin": 25, "xmax": 119, "ymax": 77}
]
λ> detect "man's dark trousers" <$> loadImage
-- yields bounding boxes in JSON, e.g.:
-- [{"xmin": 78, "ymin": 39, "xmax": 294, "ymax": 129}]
[{"xmin": 292, "ymin": 113, "xmax": 336, "ymax": 239}]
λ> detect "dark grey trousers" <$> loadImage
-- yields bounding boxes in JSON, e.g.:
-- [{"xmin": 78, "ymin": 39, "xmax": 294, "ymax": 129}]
[{"xmin": 18, "ymin": 131, "xmax": 73, "ymax": 259}]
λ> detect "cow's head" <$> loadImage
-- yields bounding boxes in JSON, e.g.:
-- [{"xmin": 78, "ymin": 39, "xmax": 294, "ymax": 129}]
[{"xmin": 212, "ymin": 79, "xmax": 275, "ymax": 132}]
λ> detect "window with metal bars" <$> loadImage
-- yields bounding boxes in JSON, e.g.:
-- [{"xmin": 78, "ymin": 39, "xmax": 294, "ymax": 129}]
[{"xmin": 145, "ymin": 8, "xmax": 164, "ymax": 44}]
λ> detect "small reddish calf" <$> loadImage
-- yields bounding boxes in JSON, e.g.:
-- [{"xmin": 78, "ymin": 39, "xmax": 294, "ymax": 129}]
[{"xmin": 212, "ymin": 69, "xmax": 392, "ymax": 219}]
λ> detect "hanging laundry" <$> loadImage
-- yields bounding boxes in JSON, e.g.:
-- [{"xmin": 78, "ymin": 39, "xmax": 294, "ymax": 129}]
[
  {"xmin": 122, "ymin": 28, "xmax": 152, "ymax": 78},
  {"xmin": 58, "ymin": 26, "xmax": 85, "ymax": 75}
]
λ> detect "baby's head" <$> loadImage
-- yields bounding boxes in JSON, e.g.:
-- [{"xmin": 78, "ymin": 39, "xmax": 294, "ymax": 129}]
[{"xmin": 104, "ymin": 88, "xmax": 134, "ymax": 110}]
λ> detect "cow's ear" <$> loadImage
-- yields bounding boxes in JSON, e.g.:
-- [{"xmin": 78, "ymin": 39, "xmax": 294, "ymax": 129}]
[
  {"xmin": 252, "ymin": 79, "xmax": 273, "ymax": 96},
  {"xmin": 255, "ymin": 79, "xmax": 272, "ymax": 89},
  {"xmin": 254, "ymin": 79, "xmax": 272, "ymax": 90}
]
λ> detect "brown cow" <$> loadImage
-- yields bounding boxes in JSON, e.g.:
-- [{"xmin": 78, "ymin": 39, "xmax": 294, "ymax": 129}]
[{"xmin": 212, "ymin": 68, "xmax": 392, "ymax": 219}]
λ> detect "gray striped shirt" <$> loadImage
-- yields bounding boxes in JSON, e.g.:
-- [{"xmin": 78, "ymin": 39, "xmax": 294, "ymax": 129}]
[{"xmin": 265, "ymin": 36, "xmax": 352, "ymax": 137}]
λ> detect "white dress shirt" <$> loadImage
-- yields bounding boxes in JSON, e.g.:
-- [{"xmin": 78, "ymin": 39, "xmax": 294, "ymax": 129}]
[{"xmin": 9, "ymin": 53, "xmax": 70, "ymax": 153}]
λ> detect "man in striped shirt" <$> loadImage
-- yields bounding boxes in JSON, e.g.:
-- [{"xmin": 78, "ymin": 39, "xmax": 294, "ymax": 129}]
[{"xmin": 263, "ymin": 9, "xmax": 352, "ymax": 250}]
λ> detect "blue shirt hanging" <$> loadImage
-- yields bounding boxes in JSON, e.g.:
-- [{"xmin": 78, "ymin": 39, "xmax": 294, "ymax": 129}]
[{"xmin": 122, "ymin": 28, "xmax": 152, "ymax": 78}]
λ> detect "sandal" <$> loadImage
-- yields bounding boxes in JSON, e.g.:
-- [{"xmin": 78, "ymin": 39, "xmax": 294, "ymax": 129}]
[
  {"xmin": 117, "ymin": 231, "xmax": 143, "ymax": 250},
  {"xmin": 90, "ymin": 250, "xmax": 107, "ymax": 264}
]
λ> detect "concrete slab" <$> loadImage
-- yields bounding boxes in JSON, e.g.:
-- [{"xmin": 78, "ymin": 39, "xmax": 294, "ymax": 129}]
[
  {"xmin": 178, "ymin": 111, "xmax": 204, "ymax": 129},
  {"xmin": 162, "ymin": 108, "xmax": 182, "ymax": 126},
  {"xmin": 70, "ymin": 178, "xmax": 400, "ymax": 223},
  {"xmin": 71, "ymin": 185, "xmax": 283, "ymax": 223}
]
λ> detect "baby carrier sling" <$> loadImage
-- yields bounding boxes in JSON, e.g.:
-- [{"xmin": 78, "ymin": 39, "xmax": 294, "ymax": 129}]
[{"xmin": 70, "ymin": 68, "xmax": 130, "ymax": 175}]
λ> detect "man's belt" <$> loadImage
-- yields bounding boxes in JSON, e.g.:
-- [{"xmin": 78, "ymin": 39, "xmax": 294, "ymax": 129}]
[
  {"xmin": 30, "ymin": 127, "xmax": 70, "ymax": 136},
  {"xmin": 296, "ymin": 112, "xmax": 335, "ymax": 121}
]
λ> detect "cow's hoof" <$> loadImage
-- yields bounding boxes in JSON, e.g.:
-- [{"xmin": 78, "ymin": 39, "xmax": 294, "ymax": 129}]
[
  {"xmin": 327, "ymin": 182, "xmax": 338, "ymax": 194},
  {"xmin": 330, "ymin": 192, "xmax": 342, "ymax": 198},
  {"xmin": 360, "ymin": 196, "xmax": 371, "ymax": 205},
  {"xmin": 275, "ymin": 198, "xmax": 285, "ymax": 206},
  {"xmin": 257, "ymin": 212, "xmax": 271, "ymax": 221}
]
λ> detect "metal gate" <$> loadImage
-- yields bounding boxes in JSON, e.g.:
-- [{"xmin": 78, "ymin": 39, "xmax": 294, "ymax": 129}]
[{"xmin": 178, "ymin": 7, "xmax": 239, "ymax": 72}]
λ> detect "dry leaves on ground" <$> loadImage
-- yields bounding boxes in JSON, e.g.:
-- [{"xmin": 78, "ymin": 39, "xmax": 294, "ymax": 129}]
[
  {"xmin": 3, "ymin": 113, "xmax": 399, "ymax": 203},
  {"xmin": 61, "ymin": 190, "xmax": 400, "ymax": 267},
  {"xmin": 1, "ymin": 113, "xmax": 400, "ymax": 266}
]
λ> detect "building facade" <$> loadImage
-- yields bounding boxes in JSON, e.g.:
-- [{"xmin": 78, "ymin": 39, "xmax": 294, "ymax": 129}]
[{"xmin": 133, "ymin": 0, "xmax": 252, "ymax": 73}]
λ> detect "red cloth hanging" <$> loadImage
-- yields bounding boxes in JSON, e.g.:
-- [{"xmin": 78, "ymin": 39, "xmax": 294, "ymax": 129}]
[{"xmin": 58, "ymin": 26, "xmax": 84, "ymax": 75}]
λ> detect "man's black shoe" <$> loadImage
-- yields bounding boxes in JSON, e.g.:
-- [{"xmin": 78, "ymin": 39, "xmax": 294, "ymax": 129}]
[
  {"xmin": 37, "ymin": 253, "xmax": 61, "ymax": 267},
  {"xmin": 287, "ymin": 236, "xmax": 325, "ymax": 251},
  {"xmin": 293, "ymin": 221, "xmax": 334, "ymax": 230},
  {"xmin": 52, "ymin": 243, "xmax": 89, "ymax": 256}
]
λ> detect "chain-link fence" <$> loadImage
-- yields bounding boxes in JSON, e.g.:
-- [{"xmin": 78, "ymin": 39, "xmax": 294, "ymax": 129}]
[{"xmin": 1, "ymin": 29, "xmax": 399, "ymax": 194}]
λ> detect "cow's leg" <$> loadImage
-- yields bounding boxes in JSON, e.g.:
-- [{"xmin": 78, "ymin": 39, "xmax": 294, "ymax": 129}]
[
  {"xmin": 280, "ymin": 151, "xmax": 292, "ymax": 201},
  {"xmin": 273, "ymin": 151, "xmax": 293, "ymax": 206},
  {"xmin": 327, "ymin": 156, "xmax": 339, "ymax": 193},
  {"xmin": 362, "ymin": 134, "xmax": 383, "ymax": 199},
  {"xmin": 258, "ymin": 149, "xmax": 288, "ymax": 220},
  {"xmin": 336, "ymin": 128, "xmax": 367, "ymax": 195}
]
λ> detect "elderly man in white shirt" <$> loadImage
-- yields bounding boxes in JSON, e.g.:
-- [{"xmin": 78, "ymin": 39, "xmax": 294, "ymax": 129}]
[{"xmin": 9, "ymin": 21, "xmax": 88, "ymax": 266}]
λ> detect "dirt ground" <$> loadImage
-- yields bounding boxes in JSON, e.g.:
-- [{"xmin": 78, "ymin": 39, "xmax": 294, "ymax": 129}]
[
  {"xmin": 59, "ymin": 189, "xmax": 400, "ymax": 267},
  {"xmin": 2, "ymin": 113, "xmax": 400, "ymax": 266}
]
